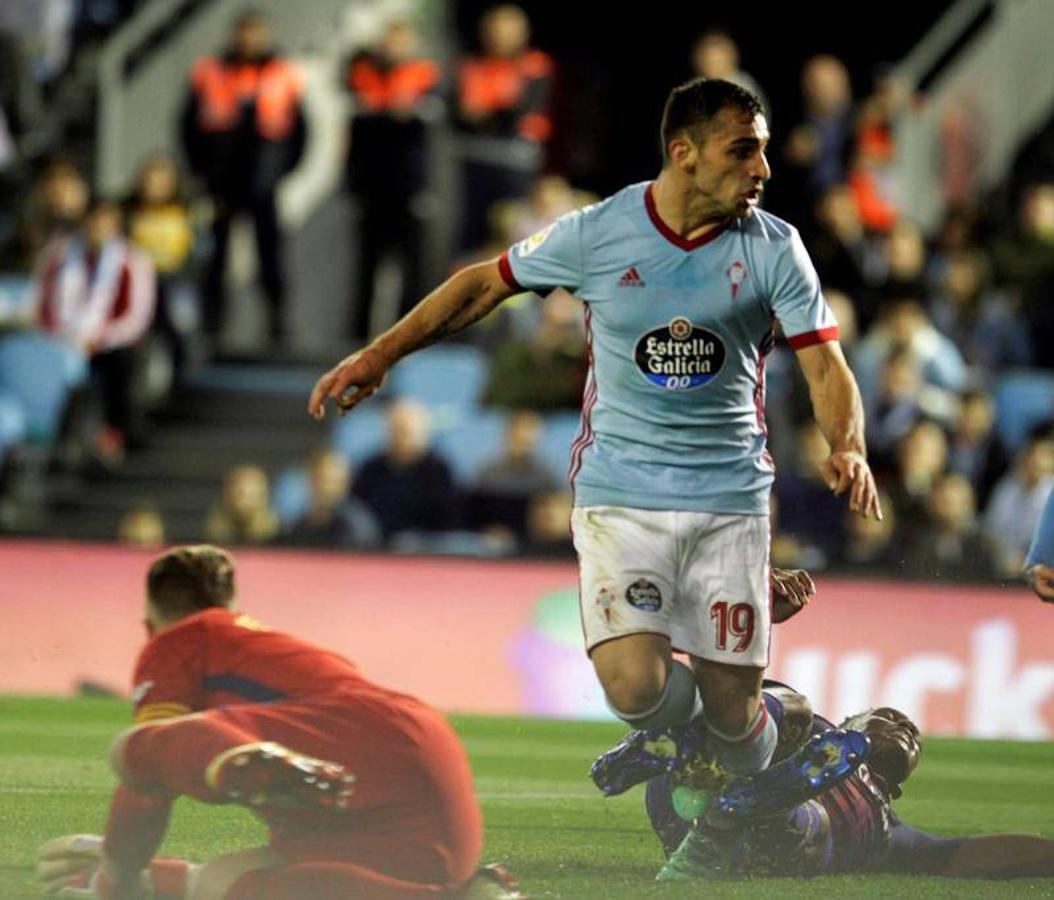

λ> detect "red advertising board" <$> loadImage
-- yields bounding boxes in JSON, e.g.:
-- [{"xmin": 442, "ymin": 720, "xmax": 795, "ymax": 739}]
[{"xmin": 2, "ymin": 541, "xmax": 1051, "ymax": 738}]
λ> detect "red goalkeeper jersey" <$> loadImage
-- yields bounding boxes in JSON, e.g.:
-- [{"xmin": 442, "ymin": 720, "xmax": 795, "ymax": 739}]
[{"xmin": 131, "ymin": 607, "xmax": 388, "ymax": 723}]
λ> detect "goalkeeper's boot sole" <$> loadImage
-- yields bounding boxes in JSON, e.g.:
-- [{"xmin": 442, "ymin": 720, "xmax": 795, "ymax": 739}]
[
  {"xmin": 711, "ymin": 729, "xmax": 870, "ymax": 822},
  {"xmin": 590, "ymin": 726, "xmax": 705, "ymax": 797},
  {"xmin": 654, "ymin": 822, "xmax": 730, "ymax": 881},
  {"xmin": 205, "ymin": 741, "xmax": 356, "ymax": 810}
]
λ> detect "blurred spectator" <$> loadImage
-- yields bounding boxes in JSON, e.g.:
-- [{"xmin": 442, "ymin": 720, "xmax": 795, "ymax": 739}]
[
  {"xmin": 0, "ymin": 0, "xmax": 74, "ymax": 84},
  {"xmin": 773, "ymin": 422, "xmax": 847, "ymax": 566},
  {"xmin": 522, "ymin": 490, "xmax": 573, "ymax": 557},
  {"xmin": 993, "ymin": 183, "xmax": 1054, "ymax": 368},
  {"xmin": 181, "ymin": 9, "xmax": 306, "ymax": 346},
  {"xmin": 888, "ymin": 419, "xmax": 948, "ymax": 537},
  {"xmin": 836, "ymin": 490, "xmax": 900, "ymax": 568},
  {"xmin": 903, "ymin": 473, "xmax": 997, "ymax": 580},
  {"xmin": 867, "ymin": 346, "xmax": 925, "ymax": 465},
  {"xmin": 204, "ymin": 463, "xmax": 279, "ymax": 544},
  {"xmin": 848, "ymin": 70, "xmax": 906, "ymax": 233},
  {"xmin": 483, "ymin": 291, "xmax": 586, "ymax": 410},
  {"xmin": 873, "ymin": 220, "xmax": 928, "ymax": 301},
  {"xmin": 126, "ymin": 153, "xmax": 200, "ymax": 378},
  {"xmin": 456, "ymin": 4, "xmax": 553, "ymax": 251},
  {"xmin": 469, "ymin": 411, "xmax": 558, "ymax": 540},
  {"xmin": 782, "ymin": 55, "xmax": 854, "ymax": 227},
  {"xmin": 35, "ymin": 197, "xmax": 156, "ymax": 461},
  {"xmin": 810, "ymin": 184, "xmax": 869, "ymax": 310},
  {"xmin": 494, "ymin": 174, "xmax": 581, "ymax": 244},
  {"xmin": 283, "ymin": 450, "xmax": 381, "ymax": 548},
  {"xmin": 22, "ymin": 158, "xmax": 89, "ymax": 260},
  {"xmin": 854, "ymin": 299, "xmax": 966, "ymax": 419},
  {"xmin": 947, "ymin": 389, "xmax": 1009, "ymax": 509},
  {"xmin": 344, "ymin": 19, "xmax": 442, "ymax": 341},
  {"xmin": 689, "ymin": 30, "xmax": 769, "ymax": 123},
  {"xmin": 353, "ymin": 400, "xmax": 458, "ymax": 540},
  {"xmin": 984, "ymin": 434, "xmax": 1054, "ymax": 575},
  {"xmin": 117, "ymin": 502, "xmax": 165, "ymax": 549},
  {"xmin": 930, "ymin": 247, "xmax": 1031, "ymax": 374}
]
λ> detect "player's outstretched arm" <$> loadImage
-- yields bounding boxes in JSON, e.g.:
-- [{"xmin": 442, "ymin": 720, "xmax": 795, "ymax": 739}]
[
  {"xmin": 1025, "ymin": 491, "xmax": 1054, "ymax": 601},
  {"xmin": 308, "ymin": 258, "xmax": 518, "ymax": 419},
  {"xmin": 795, "ymin": 341, "xmax": 882, "ymax": 520}
]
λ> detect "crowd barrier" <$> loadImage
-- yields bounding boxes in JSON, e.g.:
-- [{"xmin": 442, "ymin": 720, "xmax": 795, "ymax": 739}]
[{"xmin": 3, "ymin": 541, "xmax": 1050, "ymax": 739}]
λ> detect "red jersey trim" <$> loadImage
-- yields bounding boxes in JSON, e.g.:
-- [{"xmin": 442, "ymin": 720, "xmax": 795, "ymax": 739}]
[
  {"xmin": 644, "ymin": 183, "xmax": 731, "ymax": 251},
  {"xmin": 787, "ymin": 326, "xmax": 841, "ymax": 350},
  {"xmin": 497, "ymin": 251, "xmax": 524, "ymax": 291}
]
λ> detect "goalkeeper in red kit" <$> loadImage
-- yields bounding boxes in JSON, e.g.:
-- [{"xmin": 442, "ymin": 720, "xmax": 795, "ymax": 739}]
[{"xmin": 37, "ymin": 545, "xmax": 520, "ymax": 899}]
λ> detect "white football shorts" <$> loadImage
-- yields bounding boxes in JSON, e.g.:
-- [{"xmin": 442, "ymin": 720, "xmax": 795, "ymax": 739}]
[{"xmin": 571, "ymin": 505, "xmax": 771, "ymax": 667}]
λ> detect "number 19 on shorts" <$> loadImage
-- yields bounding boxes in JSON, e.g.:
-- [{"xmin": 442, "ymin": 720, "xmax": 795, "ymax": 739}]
[{"xmin": 710, "ymin": 601, "xmax": 755, "ymax": 653}]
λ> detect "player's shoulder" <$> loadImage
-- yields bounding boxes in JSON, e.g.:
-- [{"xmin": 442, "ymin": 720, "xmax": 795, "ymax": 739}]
[
  {"xmin": 735, "ymin": 206, "xmax": 801, "ymax": 245},
  {"xmin": 579, "ymin": 181, "xmax": 649, "ymax": 223}
]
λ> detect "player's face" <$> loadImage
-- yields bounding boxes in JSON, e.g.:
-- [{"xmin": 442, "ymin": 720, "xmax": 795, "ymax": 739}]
[{"xmin": 692, "ymin": 108, "xmax": 771, "ymax": 218}]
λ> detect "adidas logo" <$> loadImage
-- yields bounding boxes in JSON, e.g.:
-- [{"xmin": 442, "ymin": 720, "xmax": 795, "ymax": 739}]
[{"xmin": 618, "ymin": 267, "xmax": 645, "ymax": 287}]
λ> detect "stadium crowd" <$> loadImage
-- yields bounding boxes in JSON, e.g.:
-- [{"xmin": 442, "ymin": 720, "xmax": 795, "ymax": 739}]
[{"xmin": 0, "ymin": 5, "xmax": 1051, "ymax": 579}]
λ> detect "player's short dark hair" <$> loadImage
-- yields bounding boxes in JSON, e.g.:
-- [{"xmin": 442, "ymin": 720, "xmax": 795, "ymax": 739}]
[
  {"xmin": 660, "ymin": 77, "xmax": 763, "ymax": 159},
  {"xmin": 147, "ymin": 544, "xmax": 236, "ymax": 619}
]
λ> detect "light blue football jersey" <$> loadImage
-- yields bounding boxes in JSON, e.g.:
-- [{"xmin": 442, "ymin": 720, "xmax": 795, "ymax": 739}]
[{"xmin": 499, "ymin": 181, "xmax": 839, "ymax": 515}]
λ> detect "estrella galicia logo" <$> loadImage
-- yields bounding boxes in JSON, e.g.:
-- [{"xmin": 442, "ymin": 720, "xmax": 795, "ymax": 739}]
[
  {"xmin": 634, "ymin": 317, "xmax": 726, "ymax": 391},
  {"xmin": 625, "ymin": 578, "xmax": 662, "ymax": 612}
]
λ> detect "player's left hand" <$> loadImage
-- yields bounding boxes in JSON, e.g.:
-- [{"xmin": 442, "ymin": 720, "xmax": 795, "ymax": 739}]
[
  {"xmin": 1026, "ymin": 563, "xmax": 1054, "ymax": 602},
  {"xmin": 771, "ymin": 568, "xmax": 815, "ymax": 623},
  {"xmin": 38, "ymin": 835, "xmax": 102, "ymax": 895},
  {"xmin": 820, "ymin": 450, "xmax": 882, "ymax": 520},
  {"xmin": 308, "ymin": 346, "xmax": 390, "ymax": 420}
]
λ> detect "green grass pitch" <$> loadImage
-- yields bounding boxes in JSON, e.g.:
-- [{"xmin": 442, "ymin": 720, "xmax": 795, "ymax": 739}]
[{"xmin": 1, "ymin": 697, "xmax": 1052, "ymax": 898}]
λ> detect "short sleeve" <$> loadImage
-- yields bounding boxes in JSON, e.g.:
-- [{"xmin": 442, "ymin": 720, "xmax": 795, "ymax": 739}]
[
  {"xmin": 499, "ymin": 210, "xmax": 585, "ymax": 294},
  {"xmin": 130, "ymin": 624, "xmax": 204, "ymax": 723},
  {"xmin": 769, "ymin": 229, "xmax": 839, "ymax": 350}
]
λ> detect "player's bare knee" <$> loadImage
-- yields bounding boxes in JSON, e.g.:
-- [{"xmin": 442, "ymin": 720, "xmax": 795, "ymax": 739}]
[
  {"xmin": 591, "ymin": 634, "xmax": 670, "ymax": 715},
  {"xmin": 600, "ymin": 668, "xmax": 667, "ymax": 715}
]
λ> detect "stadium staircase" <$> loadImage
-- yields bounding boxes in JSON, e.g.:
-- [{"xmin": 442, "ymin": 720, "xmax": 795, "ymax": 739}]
[{"xmin": 41, "ymin": 360, "xmax": 326, "ymax": 542}]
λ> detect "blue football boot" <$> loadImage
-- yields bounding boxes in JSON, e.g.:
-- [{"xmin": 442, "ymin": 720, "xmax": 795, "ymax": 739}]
[
  {"xmin": 590, "ymin": 724, "xmax": 707, "ymax": 797},
  {"xmin": 710, "ymin": 728, "xmax": 870, "ymax": 822}
]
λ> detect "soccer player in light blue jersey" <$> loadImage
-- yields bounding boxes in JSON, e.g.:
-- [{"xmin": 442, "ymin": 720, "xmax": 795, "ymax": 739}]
[
  {"xmin": 1026, "ymin": 491, "xmax": 1054, "ymax": 601},
  {"xmin": 310, "ymin": 77, "xmax": 882, "ymax": 876}
]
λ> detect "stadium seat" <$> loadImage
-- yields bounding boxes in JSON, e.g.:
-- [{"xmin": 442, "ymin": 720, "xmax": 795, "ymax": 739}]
[
  {"xmin": 434, "ymin": 410, "xmax": 510, "ymax": 485},
  {"xmin": 330, "ymin": 406, "xmax": 389, "ymax": 467},
  {"xmin": 272, "ymin": 466, "xmax": 311, "ymax": 527},
  {"xmin": 0, "ymin": 332, "xmax": 87, "ymax": 446},
  {"xmin": 993, "ymin": 370, "xmax": 1054, "ymax": 451},
  {"xmin": 387, "ymin": 345, "xmax": 489, "ymax": 410},
  {"xmin": 537, "ymin": 412, "xmax": 583, "ymax": 482}
]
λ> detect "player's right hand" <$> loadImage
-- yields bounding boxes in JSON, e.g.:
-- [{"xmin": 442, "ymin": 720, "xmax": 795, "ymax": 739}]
[
  {"xmin": 1026, "ymin": 563, "xmax": 1054, "ymax": 602},
  {"xmin": 308, "ymin": 347, "xmax": 389, "ymax": 420},
  {"xmin": 820, "ymin": 450, "xmax": 882, "ymax": 520},
  {"xmin": 37, "ymin": 835, "xmax": 102, "ymax": 895}
]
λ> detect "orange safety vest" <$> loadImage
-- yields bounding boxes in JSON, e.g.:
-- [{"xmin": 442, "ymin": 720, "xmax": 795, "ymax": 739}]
[
  {"xmin": 458, "ymin": 50, "xmax": 553, "ymax": 142},
  {"xmin": 191, "ymin": 56, "xmax": 303, "ymax": 141},
  {"xmin": 348, "ymin": 57, "xmax": 440, "ymax": 112}
]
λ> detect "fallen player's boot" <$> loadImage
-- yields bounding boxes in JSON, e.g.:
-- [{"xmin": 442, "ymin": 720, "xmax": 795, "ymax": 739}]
[
  {"xmin": 710, "ymin": 729, "xmax": 870, "ymax": 822},
  {"xmin": 654, "ymin": 821, "xmax": 731, "ymax": 881},
  {"xmin": 461, "ymin": 863, "xmax": 529, "ymax": 899},
  {"xmin": 204, "ymin": 741, "xmax": 356, "ymax": 810},
  {"xmin": 590, "ymin": 724, "xmax": 707, "ymax": 796}
]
